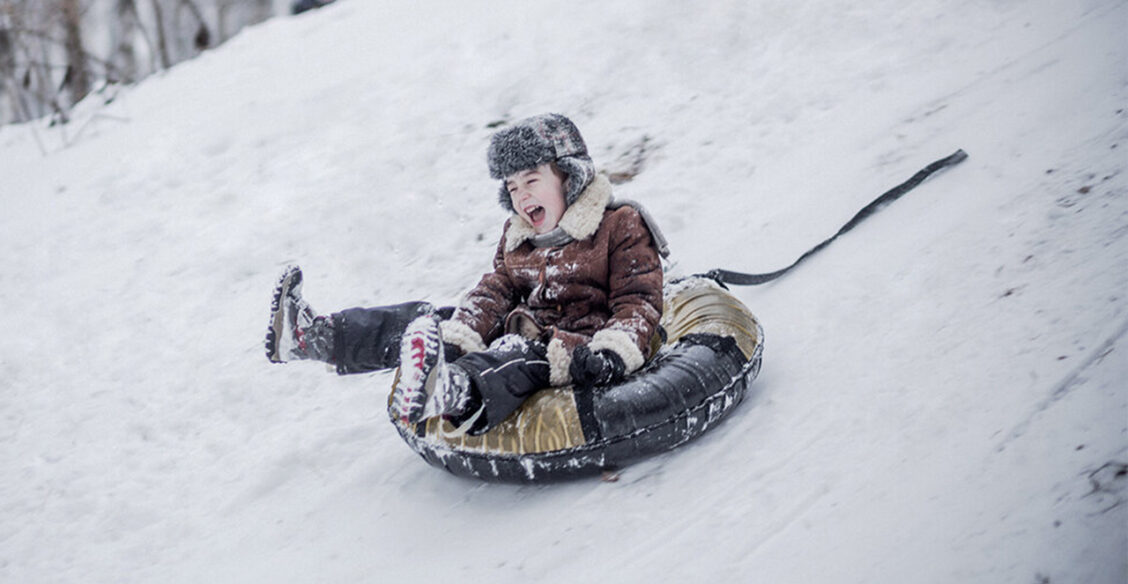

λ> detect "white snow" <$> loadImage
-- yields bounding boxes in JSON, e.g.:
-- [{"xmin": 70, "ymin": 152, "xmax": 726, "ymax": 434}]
[{"xmin": 2, "ymin": 0, "xmax": 1126, "ymax": 582}]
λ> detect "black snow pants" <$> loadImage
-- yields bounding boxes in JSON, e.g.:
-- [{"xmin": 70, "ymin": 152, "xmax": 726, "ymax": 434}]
[
  {"xmin": 331, "ymin": 302, "xmax": 436, "ymax": 374},
  {"xmin": 331, "ymin": 303, "xmax": 552, "ymax": 435}
]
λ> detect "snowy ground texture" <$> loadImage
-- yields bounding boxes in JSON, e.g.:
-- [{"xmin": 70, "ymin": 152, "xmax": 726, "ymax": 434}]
[{"xmin": 2, "ymin": 0, "xmax": 1126, "ymax": 582}]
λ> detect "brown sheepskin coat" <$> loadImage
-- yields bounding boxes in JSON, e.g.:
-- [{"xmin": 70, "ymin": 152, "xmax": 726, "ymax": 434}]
[{"xmin": 441, "ymin": 174, "xmax": 664, "ymax": 385}]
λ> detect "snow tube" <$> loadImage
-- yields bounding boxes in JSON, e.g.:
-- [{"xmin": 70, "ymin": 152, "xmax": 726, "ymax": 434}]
[{"xmin": 389, "ymin": 276, "xmax": 764, "ymax": 482}]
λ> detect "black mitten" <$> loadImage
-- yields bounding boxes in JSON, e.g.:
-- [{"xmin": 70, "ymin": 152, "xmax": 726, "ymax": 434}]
[{"xmin": 569, "ymin": 345, "xmax": 626, "ymax": 389}]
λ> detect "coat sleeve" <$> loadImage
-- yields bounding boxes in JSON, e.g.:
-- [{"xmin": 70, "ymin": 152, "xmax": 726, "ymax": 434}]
[
  {"xmin": 442, "ymin": 227, "xmax": 521, "ymax": 354},
  {"xmin": 587, "ymin": 207, "xmax": 664, "ymax": 373}
]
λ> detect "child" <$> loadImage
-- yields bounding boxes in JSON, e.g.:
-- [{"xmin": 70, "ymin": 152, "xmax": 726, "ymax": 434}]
[{"xmin": 267, "ymin": 113, "xmax": 665, "ymax": 436}]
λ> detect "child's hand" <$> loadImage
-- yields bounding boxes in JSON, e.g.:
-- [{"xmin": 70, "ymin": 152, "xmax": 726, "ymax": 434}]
[{"xmin": 570, "ymin": 345, "xmax": 626, "ymax": 389}]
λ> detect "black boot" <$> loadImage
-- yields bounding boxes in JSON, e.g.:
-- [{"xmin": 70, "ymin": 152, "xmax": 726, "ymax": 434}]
[{"xmin": 265, "ymin": 265, "xmax": 335, "ymax": 363}]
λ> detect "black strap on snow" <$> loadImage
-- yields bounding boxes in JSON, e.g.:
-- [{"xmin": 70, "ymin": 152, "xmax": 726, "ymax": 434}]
[{"xmin": 702, "ymin": 149, "xmax": 968, "ymax": 286}]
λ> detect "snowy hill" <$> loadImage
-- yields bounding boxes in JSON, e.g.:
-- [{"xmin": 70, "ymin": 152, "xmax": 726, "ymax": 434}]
[{"xmin": 2, "ymin": 0, "xmax": 1125, "ymax": 582}]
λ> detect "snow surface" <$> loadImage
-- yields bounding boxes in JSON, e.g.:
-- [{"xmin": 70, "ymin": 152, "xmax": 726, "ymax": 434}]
[{"xmin": 2, "ymin": 0, "xmax": 1126, "ymax": 582}]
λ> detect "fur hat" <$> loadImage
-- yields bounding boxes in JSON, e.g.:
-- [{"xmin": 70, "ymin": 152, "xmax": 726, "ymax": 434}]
[{"xmin": 487, "ymin": 113, "xmax": 596, "ymax": 213}]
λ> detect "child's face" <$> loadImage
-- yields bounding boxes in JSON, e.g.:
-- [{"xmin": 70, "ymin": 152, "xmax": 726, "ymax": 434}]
[{"xmin": 506, "ymin": 164, "xmax": 567, "ymax": 234}]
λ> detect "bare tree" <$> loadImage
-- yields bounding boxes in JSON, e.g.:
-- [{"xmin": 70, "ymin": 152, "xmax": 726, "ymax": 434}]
[
  {"xmin": 0, "ymin": 1, "xmax": 57, "ymax": 122},
  {"xmin": 149, "ymin": 0, "xmax": 171, "ymax": 69},
  {"xmin": 217, "ymin": 0, "xmax": 271, "ymax": 44},
  {"xmin": 0, "ymin": 0, "xmax": 285, "ymax": 127},
  {"xmin": 59, "ymin": 0, "xmax": 90, "ymax": 104},
  {"xmin": 113, "ymin": 0, "xmax": 149, "ymax": 83},
  {"xmin": 0, "ymin": 24, "xmax": 17, "ymax": 121},
  {"xmin": 169, "ymin": 0, "xmax": 210, "ymax": 59},
  {"xmin": 180, "ymin": 0, "xmax": 210, "ymax": 52}
]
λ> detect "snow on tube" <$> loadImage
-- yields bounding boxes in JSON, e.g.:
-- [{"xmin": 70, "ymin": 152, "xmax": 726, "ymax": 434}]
[{"xmin": 389, "ymin": 276, "xmax": 764, "ymax": 482}]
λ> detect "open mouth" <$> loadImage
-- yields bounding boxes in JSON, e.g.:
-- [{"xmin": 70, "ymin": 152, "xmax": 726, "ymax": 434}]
[{"xmin": 524, "ymin": 205, "xmax": 546, "ymax": 225}]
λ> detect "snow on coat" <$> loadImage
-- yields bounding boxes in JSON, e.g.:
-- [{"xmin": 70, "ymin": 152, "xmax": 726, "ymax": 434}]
[{"xmin": 442, "ymin": 174, "xmax": 664, "ymax": 385}]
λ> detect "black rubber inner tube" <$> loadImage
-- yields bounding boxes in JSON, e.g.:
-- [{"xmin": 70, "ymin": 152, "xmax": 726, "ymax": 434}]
[{"xmin": 390, "ymin": 278, "xmax": 765, "ymax": 483}]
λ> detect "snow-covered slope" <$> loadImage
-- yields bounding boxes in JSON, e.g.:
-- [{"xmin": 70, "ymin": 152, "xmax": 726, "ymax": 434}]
[{"xmin": 2, "ymin": 1, "xmax": 1125, "ymax": 582}]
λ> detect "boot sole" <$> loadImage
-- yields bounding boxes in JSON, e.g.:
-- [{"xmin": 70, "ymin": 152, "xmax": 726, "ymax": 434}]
[
  {"xmin": 266, "ymin": 266, "xmax": 302, "ymax": 363},
  {"xmin": 392, "ymin": 317, "xmax": 442, "ymax": 424}
]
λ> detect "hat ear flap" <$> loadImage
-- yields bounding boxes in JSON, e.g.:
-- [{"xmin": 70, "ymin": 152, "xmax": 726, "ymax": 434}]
[
  {"xmin": 556, "ymin": 156, "xmax": 596, "ymax": 206},
  {"xmin": 497, "ymin": 183, "xmax": 514, "ymax": 213}
]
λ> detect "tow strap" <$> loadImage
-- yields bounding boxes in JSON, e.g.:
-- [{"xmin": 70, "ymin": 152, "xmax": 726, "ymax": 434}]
[{"xmin": 702, "ymin": 149, "xmax": 968, "ymax": 286}]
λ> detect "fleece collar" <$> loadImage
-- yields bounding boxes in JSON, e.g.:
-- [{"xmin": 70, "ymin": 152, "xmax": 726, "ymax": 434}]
[{"xmin": 504, "ymin": 174, "xmax": 613, "ymax": 252}]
